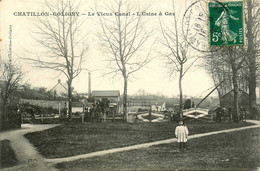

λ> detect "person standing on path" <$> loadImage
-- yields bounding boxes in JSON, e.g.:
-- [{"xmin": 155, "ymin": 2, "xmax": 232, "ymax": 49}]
[{"xmin": 175, "ymin": 119, "xmax": 189, "ymax": 151}]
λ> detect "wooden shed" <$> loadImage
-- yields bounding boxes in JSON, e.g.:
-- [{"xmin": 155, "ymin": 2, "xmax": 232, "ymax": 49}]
[{"xmin": 220, "ymin": 88, "xmax": 249, "ymax": 109}]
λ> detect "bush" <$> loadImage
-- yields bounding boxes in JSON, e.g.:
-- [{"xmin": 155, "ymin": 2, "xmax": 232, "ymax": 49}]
[
  {"xmin": 41, "ymin": 107, "xmax": 59, "ymax": 115},
  {"xmin": 0, "ymin": 103, "xmax": 21, "ymax": 131},
  {"xmin": 19, "ymin": 103, "xmax": 59, "ymax": 116}
]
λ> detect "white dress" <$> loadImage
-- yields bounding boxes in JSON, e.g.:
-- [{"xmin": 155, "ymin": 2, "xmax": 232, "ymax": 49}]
[{"xmin": 175, "ymin": 125, "xmax": 189, "ymax": 142}]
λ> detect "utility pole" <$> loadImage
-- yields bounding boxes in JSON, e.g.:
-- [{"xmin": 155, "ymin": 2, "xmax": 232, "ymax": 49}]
[{"xmin": 88, "ymin": 72, "xmax": 91, "ymax": 100}]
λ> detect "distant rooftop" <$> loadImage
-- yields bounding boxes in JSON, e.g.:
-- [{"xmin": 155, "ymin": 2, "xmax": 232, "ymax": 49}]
[
  {"xmin": 49, "ymin": 79, "xmax": 68, "ymax": 96},
  {"xmin": 92, "ymin": 90, "xmax": 120, "ymax": 98}
]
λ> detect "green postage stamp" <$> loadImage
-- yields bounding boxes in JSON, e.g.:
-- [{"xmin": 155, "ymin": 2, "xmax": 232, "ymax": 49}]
[{"xmin": 208, "ymin": 1, "xmax": 244, "ymax": 46}]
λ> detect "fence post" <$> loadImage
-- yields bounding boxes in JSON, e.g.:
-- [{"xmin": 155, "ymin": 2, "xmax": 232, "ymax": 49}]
[
  {"xmin": 59, "ymin": 102, "xmax": 61, "ymax": 117},
  {"xmin": 149, "ymin": 105, "xmax": 152, "ymax": 123}
]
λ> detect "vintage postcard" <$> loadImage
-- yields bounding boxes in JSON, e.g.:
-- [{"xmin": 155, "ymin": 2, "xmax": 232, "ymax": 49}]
[{"xmin": 0, "ymin": 0, "xmax": 259, "ymax": 170}]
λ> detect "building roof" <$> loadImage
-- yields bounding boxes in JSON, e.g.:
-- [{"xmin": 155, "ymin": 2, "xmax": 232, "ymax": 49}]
[
  {"xmin": 221, "ymin": 88, "xmax": 249, "ymax": 99},
  {"xmin": 92, "ymin": 90, "xmax": 120, "ymax": 98},
  {"xmin": 49, "ymin": 79, "xmax": 67, "ymax": 96}
]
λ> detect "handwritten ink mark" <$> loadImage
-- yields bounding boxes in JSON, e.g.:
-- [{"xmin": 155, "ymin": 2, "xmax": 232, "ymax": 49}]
[{"xmin": 28, "ymin": 159, "xmax": 37, "ymax": 168}]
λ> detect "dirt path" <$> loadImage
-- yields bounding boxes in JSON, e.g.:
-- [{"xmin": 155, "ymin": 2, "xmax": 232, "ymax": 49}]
[{"xmin": 0, "ymin": 124, "xmax": 59, "ymax": 171}]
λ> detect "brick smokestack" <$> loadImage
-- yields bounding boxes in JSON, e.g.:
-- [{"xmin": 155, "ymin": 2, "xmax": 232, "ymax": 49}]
[{"xmin": 88, "ymin": 72, "xmax": 91, "ymax": 99}]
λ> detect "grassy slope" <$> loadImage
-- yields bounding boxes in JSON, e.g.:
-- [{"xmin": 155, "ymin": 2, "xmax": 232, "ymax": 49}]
[
  {"xmin": 24, "ymin": 121, "xmax": 253, "ymax": 158},
  {"xmin": 56, "ymin": 128, "xmax": 260, "ymax": 170},
  {"xmin": 0, "ymin": 139, "xmax": 18, "ymax": 168}
]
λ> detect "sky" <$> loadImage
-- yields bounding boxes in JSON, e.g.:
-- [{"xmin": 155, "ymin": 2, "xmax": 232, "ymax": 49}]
[{"xmin": 0, "ymin": 0, "xmax": 224, "ymax": 98}]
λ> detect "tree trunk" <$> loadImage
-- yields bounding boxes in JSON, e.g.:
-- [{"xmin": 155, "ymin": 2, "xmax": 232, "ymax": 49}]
[
  {"xmin": 67, "ymin": 79, "xmax": 73, "ymax": 121},
  {"xmin": 232, "ymin": 71, "xmax": 239, "ymax": 123},
  {"xmin": 217, "ymin": 88, "xmax": 222, "ymax": 105},
  {"xmin": 123, "ymin": 76, "xmax": 128, "ymax": 121},
  {"xmin": 2, "ymin": 101, "xmax": 7, "ymax": 129},
  {"xmin": 248, "ymin": 63, "xmax": 256, "ymax": 118},
  {"xmin": 247, "ymin": 0, "xmax": 257, "ymax": 118},
  {"xmin": 179, "ymin": 63, "xmax": 183, "ymax": 118}
]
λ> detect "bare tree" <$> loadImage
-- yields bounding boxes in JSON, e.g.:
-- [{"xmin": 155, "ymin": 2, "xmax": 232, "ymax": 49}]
[
  {"xmin": 202, "ymin": 0, "xmax": 260, "ymax": 120},
  {"xmin": 225, "ymin": 47, "xmax": 247, "ymax": 122},
  {"xmin": 245, "ymin": 0, "xmax": 260, "ymax": 117},
  {"xmin": 24, "ymin": 0, "xmax": 88, "ymax": 120},
  {"xmin": 0, "ymin": 59, "xmax": 23, "ymax": 119},
  {"xmin": 159, "ymin": 0, "xmax": 198, "ymax": 114},
  {"xmin": 202, "ymin": 51, "xmax": 226, "ymax": 104},
  {"xmin": 203, "ymin": 46, "xmax": 247, "ymax": 122},
  {"xmin": 97, "ymin": 0, "xmax": 152, "ymax": 120},
  {"xmin": 136, "ymin": 89, "xmax": 147, "ymax": 97}
]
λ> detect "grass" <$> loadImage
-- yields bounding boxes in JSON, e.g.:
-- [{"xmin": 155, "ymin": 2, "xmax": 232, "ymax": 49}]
[
  {"xmin": 0, "ymin": 139, "xmax": 18, "ymax": 169},
  {"xmin": 55, "ymin": 128, "xmax": 260, "ymax": 170},
  {"xmin": 24, "ymin": 121, "xmax": 253, "ymax": 159}
]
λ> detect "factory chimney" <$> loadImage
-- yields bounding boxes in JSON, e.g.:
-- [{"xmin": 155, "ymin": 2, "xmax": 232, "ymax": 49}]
[{"xmin": 88, "ymin": 72, "xmax": 91, "ymax": 99}]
